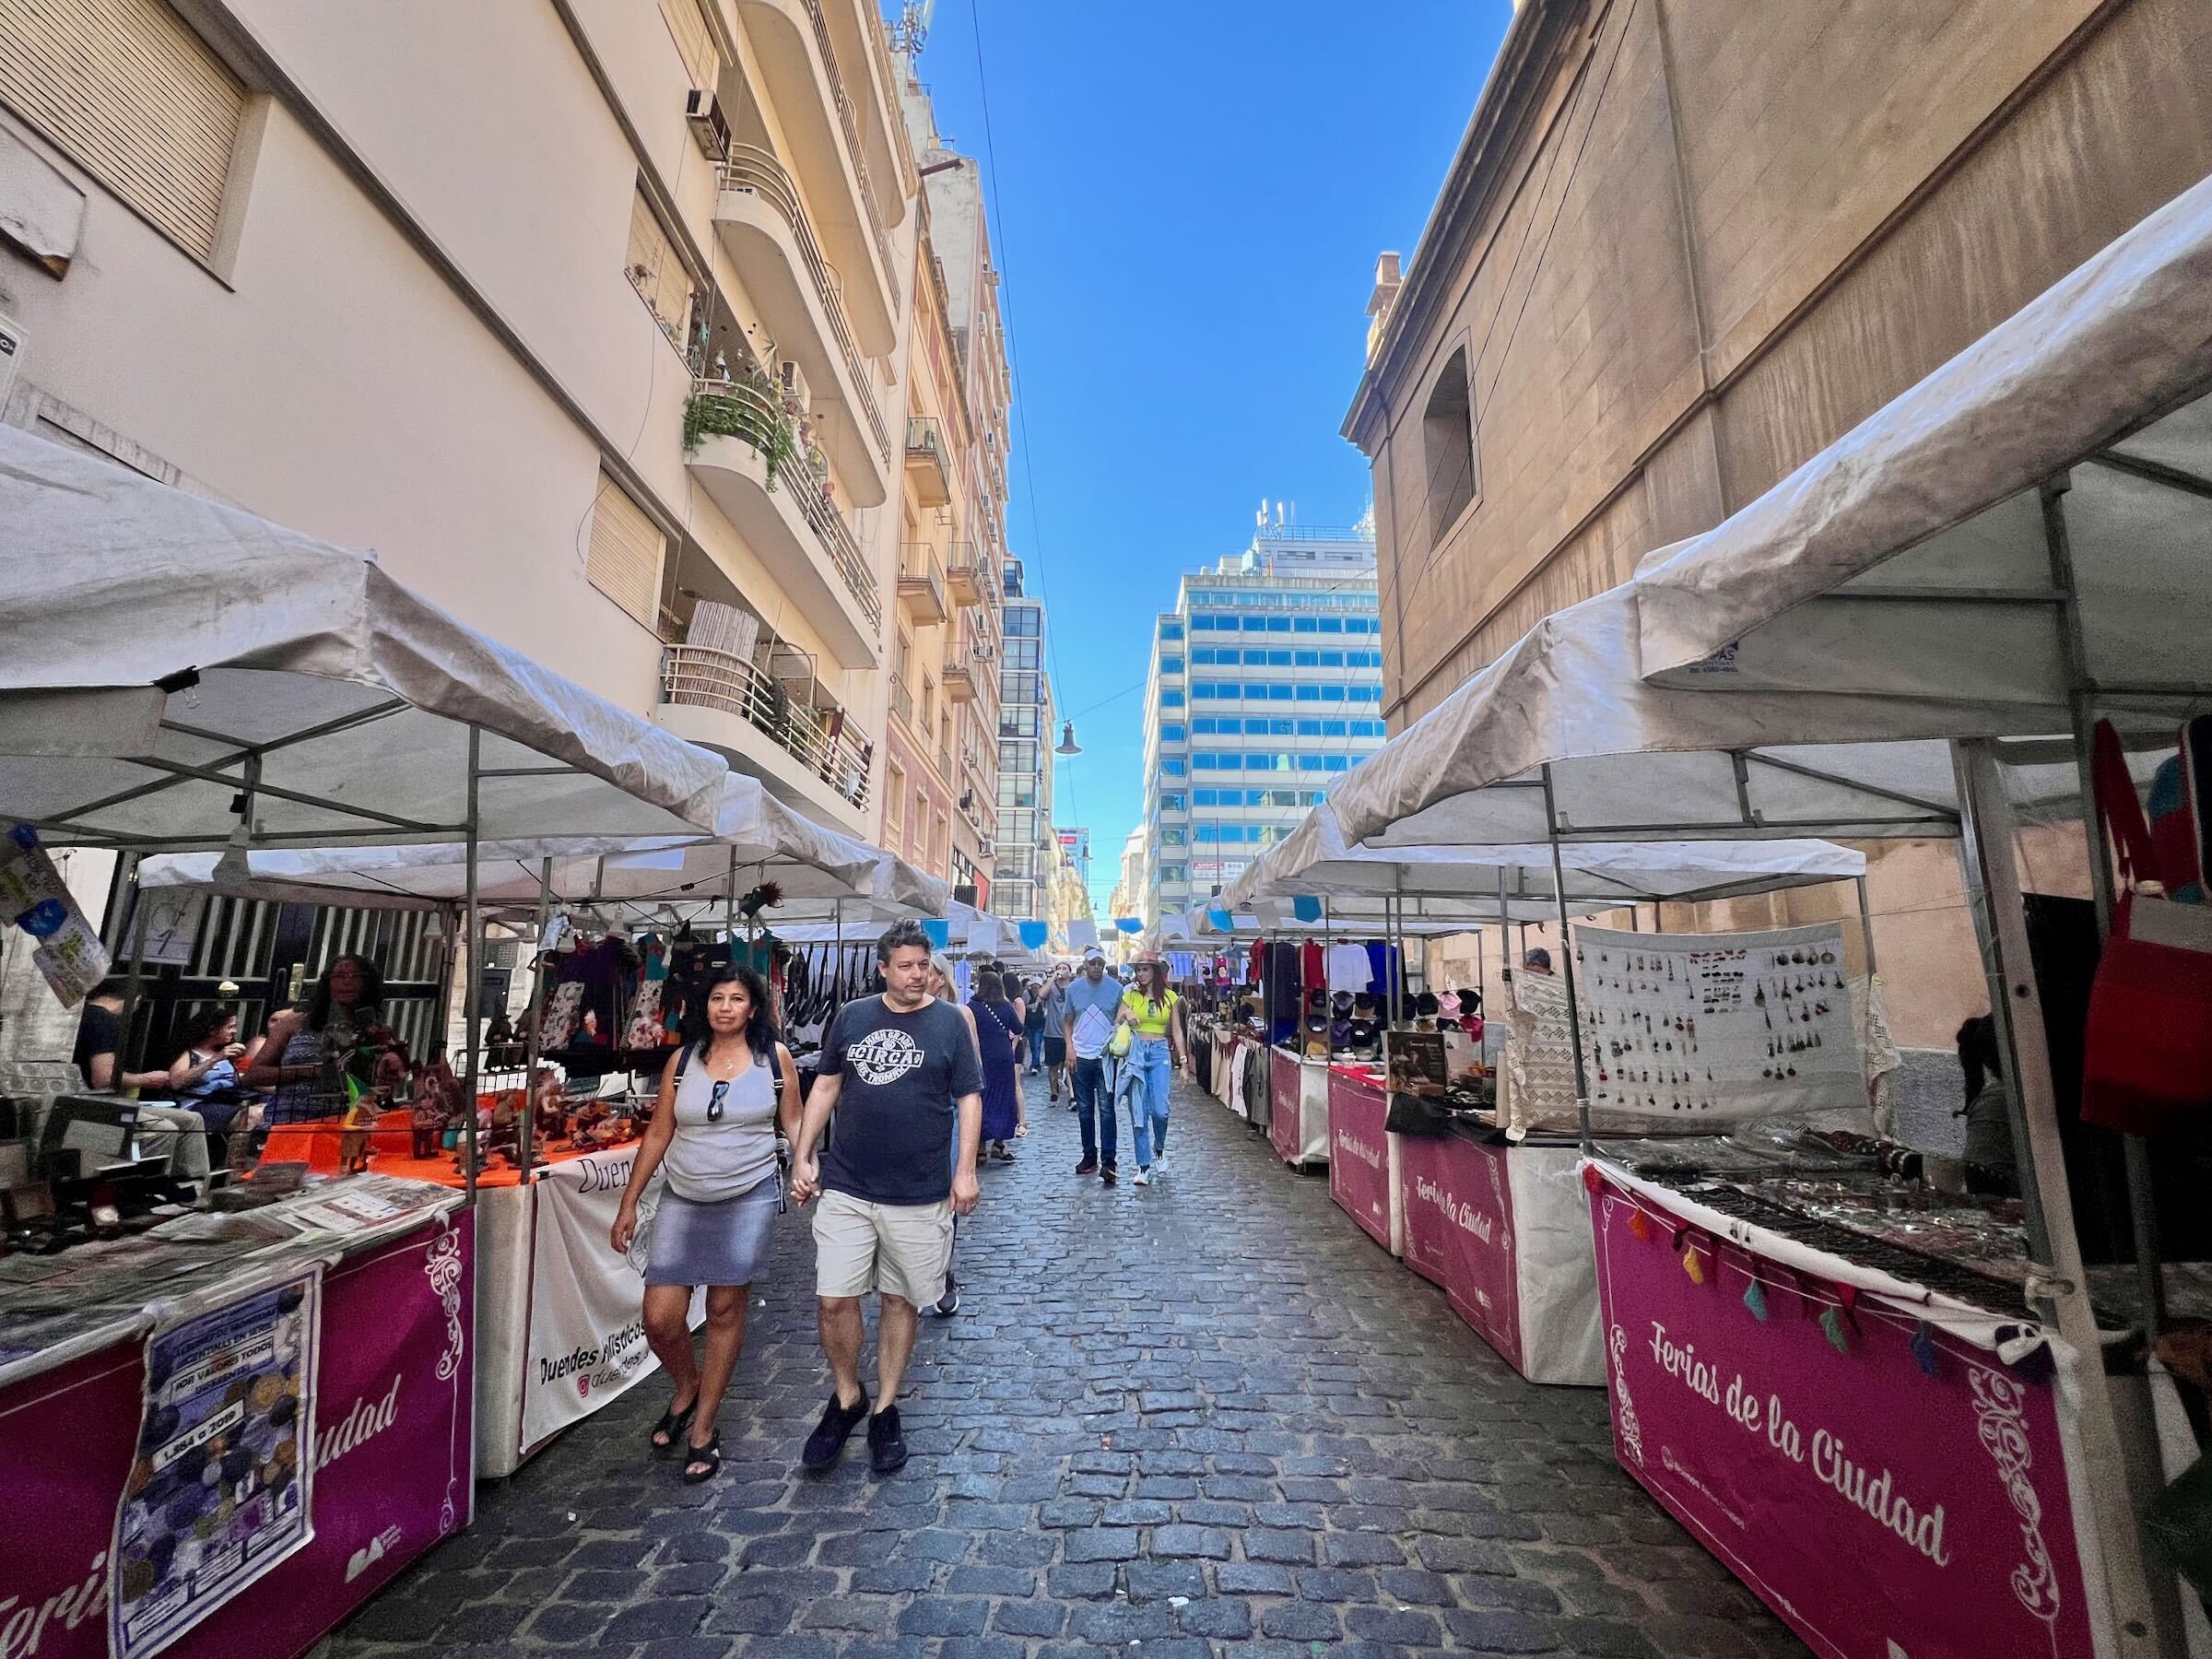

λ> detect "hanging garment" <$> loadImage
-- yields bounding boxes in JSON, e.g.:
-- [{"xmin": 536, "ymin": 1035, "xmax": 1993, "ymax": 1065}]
[
  {"xmin": 1300, "ymin": 940, "xmax": 1325, "ymax": 992},
  {"xmin": 1326, "ymin": 942, "xmax": 1373, "ymax": 994}
]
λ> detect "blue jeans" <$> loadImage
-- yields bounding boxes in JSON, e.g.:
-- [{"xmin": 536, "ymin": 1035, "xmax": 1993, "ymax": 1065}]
[
  {"xmin": 1128, "ymin": 1038, "xmax": 1172, "ymax": 1168},
  {"xmin": 1071, "ymin": 1055, "xmax": 1115, "ymax": 1167}
]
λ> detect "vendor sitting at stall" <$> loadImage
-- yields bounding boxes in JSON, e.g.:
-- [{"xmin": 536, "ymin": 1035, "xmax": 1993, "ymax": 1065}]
[
  {"xmin": 164, "ymin": 1006, "xmax": 260, "ymax": 1163},
  {"xmin": 246, "ymin": 955, "xmax": 383, "ymax": 1128},
  {"xmin": 73, "ymin": 980, "xmax": 215, "ymax": 1188},
  {"xmin": 1955, "ymin": 1014, "xmax": 2018, "ymax": 1196}
]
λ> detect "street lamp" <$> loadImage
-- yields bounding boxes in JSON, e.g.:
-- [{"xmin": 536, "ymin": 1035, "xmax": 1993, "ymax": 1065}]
[{"xmin": 1055, "ymin": 721, "xmax": 1081, "ymax": 756}]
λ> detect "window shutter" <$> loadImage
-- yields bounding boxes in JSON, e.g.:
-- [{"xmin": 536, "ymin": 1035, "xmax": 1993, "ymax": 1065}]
[
  {"xmin": 658, "ymin": 0, "xmax": 719, "ymax": 90},
  {"xmin": 0, "ymin": 0, "xmax": 243, "ymax": 260},
  {"xmin": 586, "ymin": 477, "xmax": 664, "ymax": 629},
  {"xmin": 624, "ymin": 185, "xmax": 690, "ymax": 342}
]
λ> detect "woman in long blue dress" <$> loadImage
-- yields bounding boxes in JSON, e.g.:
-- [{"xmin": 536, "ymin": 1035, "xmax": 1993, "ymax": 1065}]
[{"xmin": 968, "ymin": 969, "xmax": 1027, "ymax": 1163}]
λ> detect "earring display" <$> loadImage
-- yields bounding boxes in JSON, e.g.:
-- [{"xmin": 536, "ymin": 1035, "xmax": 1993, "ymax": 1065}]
[{"xmin": 1570, "ymin": 922, "xmax": 1862, "ymax": 1122}]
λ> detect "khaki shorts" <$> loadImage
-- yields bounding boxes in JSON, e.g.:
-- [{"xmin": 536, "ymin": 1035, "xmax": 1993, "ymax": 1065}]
[{"xmin": 813, "ymin": 1189, "xmax": 954, "ymax": 1305}]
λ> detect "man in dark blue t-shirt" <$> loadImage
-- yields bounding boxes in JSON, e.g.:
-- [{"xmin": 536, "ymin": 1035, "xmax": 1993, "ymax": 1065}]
[{"xmin": 790, "ymin": 919, "xmax": 982, "ymax": 1475}]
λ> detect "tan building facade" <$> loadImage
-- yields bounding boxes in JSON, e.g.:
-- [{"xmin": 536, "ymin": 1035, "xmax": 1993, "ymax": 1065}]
[
  {"xmin": 0, "ymin": 0, "xmax": 920, "ymax": 840},
  {"xmin": 881, "ymin": 55, "xmax": 1013, "ymax": 896},
  {"xmin": 1348, "ymin": 0, "xmax": 2212, "ymax": 1042}
]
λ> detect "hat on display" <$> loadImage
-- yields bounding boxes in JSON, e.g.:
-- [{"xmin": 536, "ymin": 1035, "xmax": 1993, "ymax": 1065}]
[
  {"xmin": 1438, "ymin": 991, "xmax": 1461, "ymax": 1016},
  {"xmin": 1414, "ymin": 991, "xmax": 1441, "ymax": 1018},
  {"xmin": 1331, "ymin": 990, "xmax": 1355, "ymax": 1013}
]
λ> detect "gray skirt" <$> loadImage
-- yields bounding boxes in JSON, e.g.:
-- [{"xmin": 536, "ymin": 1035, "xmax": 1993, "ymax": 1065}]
[{"xmin": 644, "ymin": 1175, "xmax": 781, "ymax": 1288}]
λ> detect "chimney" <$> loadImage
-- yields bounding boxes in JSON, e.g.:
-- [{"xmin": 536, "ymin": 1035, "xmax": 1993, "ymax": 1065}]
[{"xmin": 1365, "ymin": 252, "xmax": 1404, "ymax": 361}]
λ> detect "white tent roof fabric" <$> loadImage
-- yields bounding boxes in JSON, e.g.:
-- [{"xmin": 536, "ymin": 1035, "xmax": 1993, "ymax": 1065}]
[
  {"xmin": 1635, "ymin": 171, "xmax": 2212, "ymax": 711},
  {"xmin": 139, "ymin": 779, "xmax": 946, "ymax": 916},
  {"xmin": 1223, "ymin": 804, "xmax": 1864, "ymax": 912},
  {"xmin": 0, "ymin": 423, "xmax": 725, "ymax": 848}
]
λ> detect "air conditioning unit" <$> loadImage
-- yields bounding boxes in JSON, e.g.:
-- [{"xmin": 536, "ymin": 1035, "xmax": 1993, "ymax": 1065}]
[
  {"xmin": 0, "ymin": 312, "xmax": 21, "ymax": 413},
  {"xmin": 685, "ymin": 88, "xmax": 730, "ymax": 161},
  {"xmin": 970, "ymin": 641, "xmax": 995, "ymax": 663},
  {"xmin": 776, "ymin": 359, "xmax": 810, "ymax": 410}
]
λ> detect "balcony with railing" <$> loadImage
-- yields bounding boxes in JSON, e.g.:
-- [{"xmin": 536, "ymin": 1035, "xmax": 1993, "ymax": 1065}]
[
  {"xmin": 682, "ymin": 375, "xmax": 882, "ymax": 666},
  {"xmin": 889, "ymin": 677, "xmax": 914, "ymax": 729},
  {"xmin": 945, "ymin": 542, "xmax": 989, "ymax": 608},
  {"xmin": 904, "ymin": 417, "xmax": 951, "ymax": 508},
  {"xmin": 714, "ymin": 147, "xmax": 890, "ymax": 502},
  {"xmin": 897, "ymin": 546, "xmax": 948, "ymax": 626},
  {"xmin": 659, "ymin": 641, "xmax": 873, "ymax": 825},
  {"xmin": 941, "ymin": 658, "xmax": 977, "ymax": 703},
  {"xmin": 731, "ymin": 0, "xmax": 900, "ymax": 353}
]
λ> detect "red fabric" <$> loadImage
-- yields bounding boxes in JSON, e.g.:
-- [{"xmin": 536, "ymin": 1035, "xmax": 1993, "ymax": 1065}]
[
  {"xmin": 1249, "ymin": 940, "xmax": 1266, "ymax": 985},
  {"xmin": 2081, "ymin": 891, "xmax": 2212, "ymax": 1135},
  {"xmin": 1300, "ymin": 941, "xmax": 1324, "ymax": 992}
]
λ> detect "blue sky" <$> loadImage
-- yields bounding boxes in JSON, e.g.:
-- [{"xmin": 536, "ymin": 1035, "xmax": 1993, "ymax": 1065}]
[{"xmin": 904, "ymin": 1, "xmax": 1513, "ymax": 912}]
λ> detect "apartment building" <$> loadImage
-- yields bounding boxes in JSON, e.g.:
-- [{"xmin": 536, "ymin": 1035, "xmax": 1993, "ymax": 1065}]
[
  {"xmin": 991, "ymin": 559, "xmax": 1057, "ymax": 921},
  {"xmin": 1344, "ymin": 0, "xmax": 2212, "ymax": 1041},
  {"xmin": 1049, "ymin": 827, "xmax": 1094, "ymax": 948},
  {"xmin": 1135, "ymin": 521, "xmax": 1383, "ymax": 926},
  {"xmin": 881, "ymin": 53, "xmax": 1012, "ymax": 895},
  {"xmin": 0, "ymin": 0, "xmax": 915, "ymax": 839}
]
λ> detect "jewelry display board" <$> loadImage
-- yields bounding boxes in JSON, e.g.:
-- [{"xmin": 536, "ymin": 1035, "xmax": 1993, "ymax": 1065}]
[{"xmin": 1573, "ymin": 922, "xmax": 1863, "ymax": 1124}]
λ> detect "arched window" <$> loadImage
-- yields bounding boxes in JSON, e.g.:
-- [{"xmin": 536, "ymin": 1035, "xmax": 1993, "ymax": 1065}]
[{"xmin": 1422, "ymin": 347, "xmax": 1477, "ymax": 537}]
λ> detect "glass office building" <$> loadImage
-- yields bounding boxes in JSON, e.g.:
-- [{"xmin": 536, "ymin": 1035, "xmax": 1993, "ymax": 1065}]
[
  {"xmin": 1136, "ymin": 520, "xmax": 1382, "ymax": 925},
  {"xmin": 994, "ymin": 557, "xmax": 1056, "ymax": 919}
]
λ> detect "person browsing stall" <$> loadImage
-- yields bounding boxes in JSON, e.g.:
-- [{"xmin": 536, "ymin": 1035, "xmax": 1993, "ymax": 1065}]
[
  {"xmin": 610, "ymin": 965, "xmax": 801, "ymax": 1483},
  {"xmin": 789, "ymin": 920, "xmax": 982, "ymax": 1476}
]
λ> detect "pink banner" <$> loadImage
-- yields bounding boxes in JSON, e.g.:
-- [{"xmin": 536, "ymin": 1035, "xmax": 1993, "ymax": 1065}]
[
  {"xmin": 0, "ymin": 1215, "xmax": 473, "ymax": 1659},
  {"xmin": 1397, "ymin": 1131, "xmax": 1522, "ymax": 1371},
  {"xmin": 1326, "ymin": 1071, "xmax": 1392, "ymax": 1251},
  {"xmin": 1585, "ymin": 1174, "xmax": 2094, "ymax": 1659},
  {"xmin": 1268, "ymin": 1052, "xmax": 1301, "ymax": 1163}
]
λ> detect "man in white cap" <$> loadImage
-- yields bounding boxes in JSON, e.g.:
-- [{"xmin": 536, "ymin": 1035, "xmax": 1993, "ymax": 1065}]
[{"xmin": 1063, "ymin": 946, "xmax": 1124, "ymax": 1184}]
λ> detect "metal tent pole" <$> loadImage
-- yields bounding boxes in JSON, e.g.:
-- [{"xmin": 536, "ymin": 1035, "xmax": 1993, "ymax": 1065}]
[
  {"xmin": 725, "ymin": 848, "xmax": 739, "ymax": 961},
  {"xmin": 1853, "ymin": 874, "xmax": 1878, "ymax": 977},
  {"xmin": 460, "ymin": 727, "xmax": 483, "ymax": 1205},
  {"xmin": 1539, "ymin": 765, "xmax": 1594, "ymax": 1152},
  {"xmin": 2042, "ymin": 476, "xmax": 2164, "ymax": 1338},
  {"xmin": 112, "ymin": 851, "xmax": 146, "ymax": 1085},
  {"xmin": 1953, "ymin": 736, "xmax": 2159, "ymax": 1656},
  {"xmin": 516, "ymin": 856, "xmax": 554, "ymax": 1182}
]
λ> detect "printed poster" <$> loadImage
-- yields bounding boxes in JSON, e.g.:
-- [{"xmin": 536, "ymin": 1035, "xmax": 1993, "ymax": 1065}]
[
  {"xmin": 521, "ymin": 1149, "xmax": 701, "ymax": 1452},
  {"xmin": 111, "ymin": 1267, "xmax": 321, "ymax": 1659}
]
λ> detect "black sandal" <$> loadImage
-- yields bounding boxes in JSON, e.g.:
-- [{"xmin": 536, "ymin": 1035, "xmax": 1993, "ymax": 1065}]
[
  {"xmin": 649, "ymin": 1394, "xmax": 697, "ymax": 1453},
  {"xmin": 681, "ymin": 1430, "xmax": 722, "ymax": 1484}
]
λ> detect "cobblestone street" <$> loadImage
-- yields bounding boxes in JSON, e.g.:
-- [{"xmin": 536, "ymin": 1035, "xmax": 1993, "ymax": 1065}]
[{"xmin": 324, "ymin": 1071, "xmax": 1809, "ymax": 1658}]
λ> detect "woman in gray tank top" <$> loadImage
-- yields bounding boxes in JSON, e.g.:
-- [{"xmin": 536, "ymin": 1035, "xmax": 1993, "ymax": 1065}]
[{"xmin": 611, "ymin": 964, "xmax": 799, "ymax": 1483}]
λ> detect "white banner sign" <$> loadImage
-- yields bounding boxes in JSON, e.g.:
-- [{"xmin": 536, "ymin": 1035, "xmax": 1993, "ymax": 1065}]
[
  {"xmin": 520, "ymin": 1150, "xmax": 700, "ymax": 1453},
  {"xmin": 1571, "ymin": 920, "xmax": 1865, "ymax": 1125}
]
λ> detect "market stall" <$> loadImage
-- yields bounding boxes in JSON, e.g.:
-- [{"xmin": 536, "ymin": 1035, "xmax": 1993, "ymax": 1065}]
[
  {"xmin": 1319, "ymin": 176, "xmax": 2212, "ymax": 1656},
  {"xmin": 1222, "ymin": 813, "xmax": 1879, "ymax": 1383},
  {"xmin": 0, "ymin": 1177, "xmax": 473, "ymax": 1659},
  {"xmin": 136, "ymin": 798, "xmax": 944, "ymax": 1477},
  {"xmin": 0, "ymin": 415, "xmax": 745, "ymax": 1618}
]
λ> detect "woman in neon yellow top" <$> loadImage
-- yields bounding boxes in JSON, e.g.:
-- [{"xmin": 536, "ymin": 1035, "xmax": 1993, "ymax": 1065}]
[{"xmin": 1115, "ymin": 958, "xmax": 1188, "ymax": 1184}]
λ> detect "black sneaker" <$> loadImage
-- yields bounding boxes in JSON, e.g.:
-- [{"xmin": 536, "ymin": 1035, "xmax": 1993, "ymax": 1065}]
[
  {"xmin": 801, "ymin": 1387, "xmax": 870, "ymax": 1472},
  {"xmin": 1100, "ymin": 1163, "xmax": 1117, "ymax": 1186},
  {"xmin": 867, "ymin": 1404, "xmax": 909, "ymax": 1474},
  {"xmin": 1074, "ymin": 1159, "xmax": 1098, "ymax": 1175},
  {"xmin": 934, "ymin": 1273, "xmax": 959, "ymax": 1318}
]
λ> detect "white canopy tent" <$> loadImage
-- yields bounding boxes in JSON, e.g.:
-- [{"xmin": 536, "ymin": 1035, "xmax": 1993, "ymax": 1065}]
[
  {"xmin": 0, "ymin": 420, "xmax": 735, "ymax": 1200},
  {"xmin": 0, "ymin": 423, "xmax": 725, "ymax": 850},
  {"xmin": 1319, "ymin": 181, "xmax": 2212, "ymax": 1655}
]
